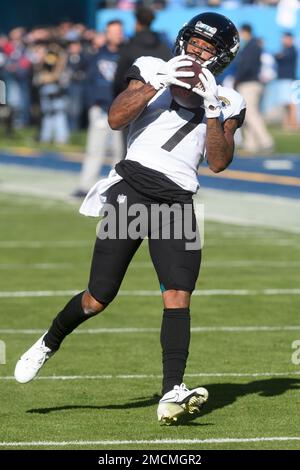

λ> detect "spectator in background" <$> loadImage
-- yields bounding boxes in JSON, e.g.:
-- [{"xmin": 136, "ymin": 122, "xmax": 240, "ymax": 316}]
[
  {"xmin": 113, "ymin": 6, "xmax": 172, "ymax": 157},
  {"xmin": 258, "ymin": 38, "xmax": 277, "ymax": 86},
  {"xmin": 73, "ymin": 20, "xmax": 124, "ymax": 198},
  {"xmin": 4, "ymin": 27, "xmax": 32, "ymax": 128},
  {"xmin": 81, "ymin": 30, "xmax": 98, "ymax": 55},
  {"xmin": 85, "ymin": 32, "xmax": 106, "ymax": 57},
  {"xmin": 117, "ymin": 0, "xmax": 135, "ymax": 9},
  {"xmin": 207, "ymin": 0, "xmax": 222, "ymax": 6},
  {"xmin": 275, "ymin": 32, "xmax": 298, "ymax": 130},
  {"xmin": 0, "ymin": 36, "xmax": 7, "ymax": 88},
  {"xmin": 33, "ymin": 41, "xmax": 69, "ymax": 144},
  {"xmin": 66, "ymin": 39, "xmax": 87, "ymax": 130},
  {"xmin": 0, "ymin": 35, "xmax": 14, "ymax": 135},
  {"xmin": 235, "ymin": 24, "xmax": 274, "ymax": 154}
]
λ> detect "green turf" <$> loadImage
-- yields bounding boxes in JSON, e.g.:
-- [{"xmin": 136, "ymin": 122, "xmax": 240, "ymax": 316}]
[
  {"xmin": 0, "ymin": 193, "xmax": 299, "ymax": 450},
  {"xmin": 0, "ymin": 127, "xmax": 86, "ymax": 154}
]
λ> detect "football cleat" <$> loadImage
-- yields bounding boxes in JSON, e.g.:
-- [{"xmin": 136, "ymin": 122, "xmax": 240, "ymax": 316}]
[
  {"xmin": 157, "ymin": 383, "xmax": 208, "ymax": 425},
  {"xmin": 14, "ymin": 333, "xmax": 54, "ymax": 383}
]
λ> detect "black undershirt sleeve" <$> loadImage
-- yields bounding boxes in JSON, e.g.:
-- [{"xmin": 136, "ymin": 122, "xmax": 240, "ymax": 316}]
[
  {"xmin": 125, "ymin": 65, "xmax": 146, "ymax": 84},
  {"xmin": 224, "ymin": 107, "xmax": 246, "ymax": 129}
]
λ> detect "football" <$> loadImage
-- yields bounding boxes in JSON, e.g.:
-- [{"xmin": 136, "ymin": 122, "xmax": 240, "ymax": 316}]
[{"xmin": 170, "ymin": 58, "xmax": 204, "ymax": 109}]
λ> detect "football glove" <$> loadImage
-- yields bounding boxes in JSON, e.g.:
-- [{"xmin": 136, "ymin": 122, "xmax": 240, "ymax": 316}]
[
  {"xmin": 149, "ymin": 55, "xmax": 194, "ymax": 91},
  {"xmin": 192, "ymin": 68, "xmax": 222, "ymax": 118}
]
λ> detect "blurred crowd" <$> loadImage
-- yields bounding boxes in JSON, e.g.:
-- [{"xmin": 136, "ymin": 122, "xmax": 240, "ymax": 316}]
[
  {"xmin": 100, "ymin": 0, "xmax": 298, "ymax": 9},
  {"xmin": 100, "ymin": 0, "xmax": 292, "ymax": 9},
  {"xmin": 0, "ymin": 22, "xmax": 118, "ymax": 141}
]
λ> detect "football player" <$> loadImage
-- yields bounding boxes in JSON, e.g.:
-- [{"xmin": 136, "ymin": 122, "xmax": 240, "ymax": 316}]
[{"xmin": 15, "ymin": 12, "xmax": 246, "ymax": 425}]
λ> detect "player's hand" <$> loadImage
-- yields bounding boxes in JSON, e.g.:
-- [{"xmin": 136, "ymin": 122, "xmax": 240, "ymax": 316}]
[
  {"xmin": 149, "ymin": 56, "xmax": 195, "ymax": 91},
  {"xmin": 192, "ymin": 68, "xmax": 221, "ymax": 118}
]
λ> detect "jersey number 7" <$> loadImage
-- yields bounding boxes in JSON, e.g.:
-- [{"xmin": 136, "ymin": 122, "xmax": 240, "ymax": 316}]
[{"xmin": 161, "ymin": 101, "xmax": 205, "ymax": 152}]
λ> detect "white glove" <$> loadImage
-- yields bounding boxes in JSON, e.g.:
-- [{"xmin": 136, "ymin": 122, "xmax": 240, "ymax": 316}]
[
  {"xmin": 149, "ymin": 55, "xmax": 195, "ymax": 91},
  {"xmin": 192, "ymin": 68, "xmax": 222, "ymax": 118}
]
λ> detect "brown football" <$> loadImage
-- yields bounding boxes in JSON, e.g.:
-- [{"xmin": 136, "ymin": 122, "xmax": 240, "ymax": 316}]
[{"xmin": 170, "ymin": 59, "xmax": 204, "ymax": 109}]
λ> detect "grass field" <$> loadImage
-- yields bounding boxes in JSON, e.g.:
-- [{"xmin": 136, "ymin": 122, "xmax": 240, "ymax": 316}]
[{"xmin": 0, "ymin": 192, "xmax": 300, "ymax": 450}]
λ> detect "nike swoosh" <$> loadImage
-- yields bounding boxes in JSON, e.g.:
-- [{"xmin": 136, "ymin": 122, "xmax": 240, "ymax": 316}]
[{"xmin": 160, "ymin": 392, "xmax": 180, "ymax": 403}]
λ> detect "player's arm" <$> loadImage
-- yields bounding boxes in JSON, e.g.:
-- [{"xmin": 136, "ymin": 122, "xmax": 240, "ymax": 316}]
[
  {"xmin": 192, "ymin": 68, "xmax": 240, "ymax": 173},
  {"xmin": 205, "ymin": 117, "xmax": 238, "ymax": 173},
  {"xmin": 108, "ymin": 56, "xmax": 194, "ymax": 130},
  {"xmin": 108, "ymin": 79, "xmax": 157, "ymax": 130}
]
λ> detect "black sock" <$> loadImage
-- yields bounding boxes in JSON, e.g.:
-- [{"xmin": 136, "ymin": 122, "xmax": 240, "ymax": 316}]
[
  {"xmin": 44, "ymin": 291, "xmax": 92, "ymax": 351},
  {"xmin": 160, "ymin": 307, "xmax": 190, "ymax": 395}
]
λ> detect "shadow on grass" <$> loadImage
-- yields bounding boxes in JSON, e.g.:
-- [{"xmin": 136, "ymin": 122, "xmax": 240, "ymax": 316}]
[
  {"xmin": 179, "ymin": 377, "xmax": 300, "ymax": 425},
  {"xmin": 27, "ymin": 395, "xmax": 160, "ymax": 414},
  {"xmin": 27, "ymin": 378, "xmax": 300, "ymax": 425}
]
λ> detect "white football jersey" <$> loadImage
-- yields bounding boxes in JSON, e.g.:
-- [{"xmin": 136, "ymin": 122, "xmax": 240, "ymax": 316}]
[
  {"xmin": 125, "ymin": 56, "xmax": 246, "ymax": 193},
  {"xmin": 79, "ymin": 56, "xmax": 246, "ymax": 218}
]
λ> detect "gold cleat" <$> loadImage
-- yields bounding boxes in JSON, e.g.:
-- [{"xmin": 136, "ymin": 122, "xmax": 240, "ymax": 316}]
[{"xmin": 157, "ymin": 384, "xmax": 208, "ymax": 425}]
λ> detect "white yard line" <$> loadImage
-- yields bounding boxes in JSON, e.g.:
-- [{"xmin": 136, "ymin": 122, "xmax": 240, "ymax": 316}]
[
  {"xmin": 1, "ymin": 371, "xmax": 300, "ymax": 380},
  {"xmin": 0, "ymin": 437, "xmax": 300, "ymax": 447},
  {"xmin": 0, "ymin": 241, "xmax": 91, "ymax": 248},
  {"xmin": 0, "ymin": 239, "xmax": 299, "ymax": 249},
  {"xmin": 0, "ymin": 260, "xmax": 299, "ymax": 270},
  {"xmin": 1, "ymin": 325, "xmax": 300, "ymax": 334},
  {"xmin": 0, "ymin": 263, "xmax": 72, "ymax": 270},
  {"xmin": 130, "ymin": 261, "xmax": 300, "ymax": 268},
  {"xmin": 0, "ymin": 290, "xmax": 79, "ymax": 298},
  {"xmin": 1, "ymin": 288, "xmax": 300, "ymax": 298},
  {"xmin": 203, "ymin": 260, "xmax": 300, "ymax": 267}
]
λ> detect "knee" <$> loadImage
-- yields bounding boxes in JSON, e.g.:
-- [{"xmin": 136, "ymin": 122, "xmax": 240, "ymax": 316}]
[
  {"xmin": 82, "ymin": 290, "xmax": 106, "ymax": 315},
  {"xmin": 163, "ymin": 290, "xmax": 191, "ymax": 309}
]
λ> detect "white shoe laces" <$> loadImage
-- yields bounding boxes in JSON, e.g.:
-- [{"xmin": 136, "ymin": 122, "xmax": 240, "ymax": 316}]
[
  {"xmin": 24, "ymin": 343, "xmax": 51, "ymax": 369},
  {"xmin": 179, "ymin": 383, "xmax": 189, "ymax": 391}
]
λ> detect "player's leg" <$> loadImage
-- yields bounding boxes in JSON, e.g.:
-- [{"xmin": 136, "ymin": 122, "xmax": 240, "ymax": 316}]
[
  {"xmin": 42, "ymin": 290, "xmax": 106, "ymax": 354},
  {"xmin": 158, "ymin": 288, "xmax": 208, "ymax": 425},
  {"xmin": 41, "ymin": 221, "xmax": 144, "ymax": 354},
  {"xmin": 14, "ymin": 289, "xmax": 105, "ymax": 384},
  {"xmin": 14, "ymin": 181, "xmax": 144, "ymax": 383},
  {"xmin": 150, "ymin": 239, "xmax": 202, "ymax": 394},
  {"xmin": 148, "ymin": 202, "xmax": 208, "ymax": 424}
]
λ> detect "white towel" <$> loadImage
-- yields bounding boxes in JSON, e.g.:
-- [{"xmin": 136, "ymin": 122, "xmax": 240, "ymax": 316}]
[{"xmin": 79, "ymin": 169, "xmax": 123, "ymax": 217}]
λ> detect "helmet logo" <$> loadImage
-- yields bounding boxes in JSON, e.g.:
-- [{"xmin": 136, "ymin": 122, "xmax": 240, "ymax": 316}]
[{"xmin": 195, "ymin": 21, "xmax": 217, "ymax": 38}]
